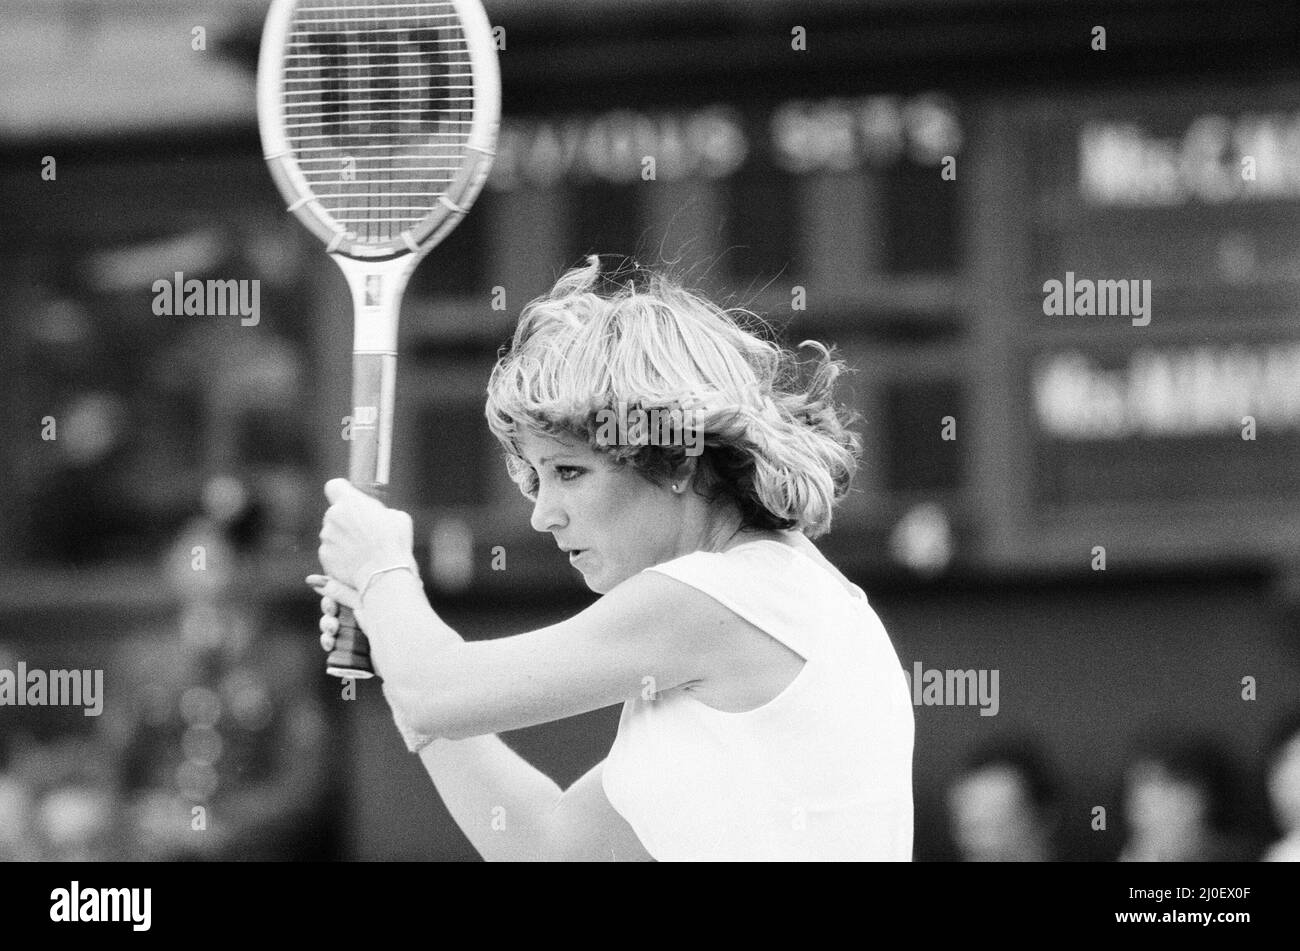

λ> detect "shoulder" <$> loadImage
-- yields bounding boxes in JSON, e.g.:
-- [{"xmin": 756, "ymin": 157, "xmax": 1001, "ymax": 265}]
[
  {"xmin": 631, "ymin": 544, "xmax": 792, "ymax": 617},
  {"xmin": 583, "ymin": 558, "xmax": 775, "ymax": 667},
  {"xmin": 605, "ymin": 556, "xmax": 795, "ymax": 675},
  {"xmin": 603, "ymin": 560, "xmax": 751, "ymax": 635}
]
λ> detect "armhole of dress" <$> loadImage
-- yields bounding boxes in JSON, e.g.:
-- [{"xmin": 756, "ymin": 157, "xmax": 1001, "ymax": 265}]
[{"xmin": 644, "ymin": 553, "xmax": 812, "ymax": 662}]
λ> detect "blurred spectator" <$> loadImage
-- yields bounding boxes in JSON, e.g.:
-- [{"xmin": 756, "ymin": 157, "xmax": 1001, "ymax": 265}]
[
  {"xmin": 31, "ymin": 739, "xmax": 125, "ymax": 862},
  {"xmin": 99, "ymin": 481, "xmax": 333, "ymax": 860},
  {"xmin": 1262, "ymin": 707, "xmax": 1300, "ymax": 862},
  {"xmin": 0, "ymin": 729, "xmax": 40, "ymax": 861},
  {"xmin": 0, "ymin": 727, "xmax": 127, "ymax": 861},
  {"xmin": 947, "ymin": 736, "xmax": 1064, "ymax": 861},
  {"xmin": 1118, "ymin": 732, "xmax": 1253, "ymax": 862}
]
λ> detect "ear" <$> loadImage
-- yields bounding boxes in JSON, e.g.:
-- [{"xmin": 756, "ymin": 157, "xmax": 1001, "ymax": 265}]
[{"xmin": 668, "ymin": 454, "xmax": 701, "ymax": 491}]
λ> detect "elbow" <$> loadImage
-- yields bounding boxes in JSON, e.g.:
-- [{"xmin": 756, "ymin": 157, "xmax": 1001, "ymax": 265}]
[
  {"xmin": 402, "ymin": 690, "xmax": 519, "ymax": 743},
  {"xmin": 438, "ymin": 717, "xmax": 508, "ymax": 742},
  {"xmin": 380, "ymin": 657, "xmax": 469, "ymax": 743},
  {"xmin": 437, "ymin": 721, "xmax": 477, "ymax": 742},
  {"xmin": 383, "ymin": 683, "xmax": 458, "ymax": 745},
  {"xmin": 379, "ymin": 647, "xmax": 512, "ymax": 743},
  {"xmin": 397, "ymin": 693, "xmax": 485, "ymax": 743}
]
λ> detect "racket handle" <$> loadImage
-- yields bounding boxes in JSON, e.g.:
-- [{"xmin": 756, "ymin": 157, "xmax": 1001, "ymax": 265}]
[
  {"xmin": 325, "ymin": 481, "xmax": 389, "ymax": 680},
  {"xmin": 326, "ymin": 605, "xmax": 375, "ymax": 679}
]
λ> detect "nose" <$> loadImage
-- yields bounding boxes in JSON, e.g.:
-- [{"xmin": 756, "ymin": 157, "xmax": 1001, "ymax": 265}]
[{"xmin": 529, "ymin": 481, "xmax": 567, "ymax": 534}]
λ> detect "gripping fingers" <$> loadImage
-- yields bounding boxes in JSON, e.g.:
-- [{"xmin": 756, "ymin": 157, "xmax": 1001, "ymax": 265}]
[{"xmin": 318, "ymin": 612, "xmax": 339, "ymax": 652}]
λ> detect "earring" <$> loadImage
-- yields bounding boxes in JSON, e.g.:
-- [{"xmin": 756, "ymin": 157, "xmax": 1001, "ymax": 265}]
[{"xmin": 672, "ymin": 483, "xmax": 680, "ymax": 492}]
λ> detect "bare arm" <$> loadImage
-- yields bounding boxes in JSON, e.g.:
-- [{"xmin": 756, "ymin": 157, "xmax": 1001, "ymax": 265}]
[
  {"xmin": 313, "ymin": 479, "xmax": 737, "ymax": 859},
  {"xmin": 349, "ymin": 568, "xmax": 704, "ymax": 859},
  {"xmin": 360, "ymin": 567, "xmax": 719, "ymax": 742},
  {"xmin": 317, "ymin": 567, "xmax": 730, "ymax": 860},
  {"xmin": 544, "ymin": 759, "xmax": 653, "ymax": 862},
  {"xmin": 314, "ymin": 478, "xmax": 718, "ymax": 740},
  {"xmin": 413, "ymin": 743, "xmax": 652, "ymax": 862},
  {"xmin": 414, "ymin": 733, "xmax": 561, "ymax": 862}
]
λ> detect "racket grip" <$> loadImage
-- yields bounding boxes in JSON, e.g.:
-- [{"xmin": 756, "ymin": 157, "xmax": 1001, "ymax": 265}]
[
  {"xmin": 327, "ymin": 605, "xmax": 375, "ymax": 679},
  {"xmin": 325, "ymin": 481, "xmax": 389, "ymax": 680}
]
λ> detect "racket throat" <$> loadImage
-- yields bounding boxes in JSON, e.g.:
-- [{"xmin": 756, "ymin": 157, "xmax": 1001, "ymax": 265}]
[{"xmin": 331, "ymin": 252, "xmax": 423, "ymax": 354}]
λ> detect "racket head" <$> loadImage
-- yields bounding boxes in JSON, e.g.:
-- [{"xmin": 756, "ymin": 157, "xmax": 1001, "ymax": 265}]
[{"xmin": 257, "ymin": 0, "xmax": 500, "ymax": 260}]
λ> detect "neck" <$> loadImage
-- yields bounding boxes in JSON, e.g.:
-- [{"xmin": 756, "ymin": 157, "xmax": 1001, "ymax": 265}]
[
  {"xmin": 701, "ymin": 518, "xmax": 791, "ymax": 555},
  {"xmin": 698, "ymin": 515, "xmax": 744, "ymax": 553}
]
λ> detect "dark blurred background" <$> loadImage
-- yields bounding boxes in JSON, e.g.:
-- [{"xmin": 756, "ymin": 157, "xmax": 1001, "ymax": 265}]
[{"xmin": 2, "ymin": 0, "xmax": 1300, "ymax": 861}]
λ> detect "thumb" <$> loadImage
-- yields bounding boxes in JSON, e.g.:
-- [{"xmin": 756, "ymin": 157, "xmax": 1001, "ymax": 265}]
[
  {"xmin": 324, "ymin": 478, "xmax": 358, "ymax": 504},
  {"xmin": 307, "ymin": 574, "xmax": 359, "ymax": 610}
]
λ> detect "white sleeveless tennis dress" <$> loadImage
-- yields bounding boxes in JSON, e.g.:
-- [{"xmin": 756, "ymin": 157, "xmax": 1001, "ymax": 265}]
[{"xmin": 601, "ymin": 539, "xmax": 914, "ymax": 861}]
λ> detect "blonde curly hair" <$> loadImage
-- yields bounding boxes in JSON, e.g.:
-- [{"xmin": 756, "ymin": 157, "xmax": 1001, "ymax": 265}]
[{"xmin": 484, "ymin": 255, "xmax": 862, "ymax": 538}]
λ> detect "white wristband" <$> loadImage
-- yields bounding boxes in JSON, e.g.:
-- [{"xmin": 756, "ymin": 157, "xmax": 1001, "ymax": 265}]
[{"xmin": 358, "ymin": 562, "xmax": 418, "ymax": 607}]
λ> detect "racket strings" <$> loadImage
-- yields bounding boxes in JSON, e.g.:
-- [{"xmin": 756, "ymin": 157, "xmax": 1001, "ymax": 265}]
[{"xmin": 283, "ymin": 0, "xmax": 475, "ymax": 244}]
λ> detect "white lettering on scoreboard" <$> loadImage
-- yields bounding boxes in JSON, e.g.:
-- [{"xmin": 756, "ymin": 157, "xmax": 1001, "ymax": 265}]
[
  {"xmin": 487, "ymin": 94, "xmax": 962, "ymax": 189},
  {"xmin": 1080, "ymin": 112, "xmax": 1300, "ymax": 207},
  {"xmin": 489, "ymin": 105, "xmax": 748, "ymax": 189},
  {"xmin": 771, "ymin": 94, "xmax": 961, "ymax": 173},
  {"xmin": 1034, "ymin": 344, "xmax": 1300, "ymax": 438}
]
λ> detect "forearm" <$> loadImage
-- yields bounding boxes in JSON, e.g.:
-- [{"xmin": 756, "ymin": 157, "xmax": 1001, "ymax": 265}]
[
  {"xmin": 358, "ymin": 568, "xmax": 459, "ymax": 731},
  {"xmin": 416, "ymin": 733, "xmax": 563, "ymax": 862},
  {"xmin": 358, "ymin": 570, "xmax": 565, "ymax": 860},
  {"xmin": 357, "ymin": 568, "xmax": 566, "ymax": 742}
]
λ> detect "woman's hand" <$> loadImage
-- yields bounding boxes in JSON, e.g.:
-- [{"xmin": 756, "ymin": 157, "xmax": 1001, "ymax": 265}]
[
  {"xmin": 307, "ymin": 571, "xmax": 439, "ymax": 752},
  {"xmin": 307, "ymin": 575, "xmax": 360, "ymax": 654},
  {"xmin": 316, "ymin": 478, "xmax": 416, "ymax": 591}
]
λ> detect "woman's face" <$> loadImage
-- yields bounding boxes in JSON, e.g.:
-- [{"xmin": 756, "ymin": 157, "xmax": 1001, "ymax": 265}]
[{"xmin": 517, "ymin": 429, "xmax": 683, "ymax": 593}]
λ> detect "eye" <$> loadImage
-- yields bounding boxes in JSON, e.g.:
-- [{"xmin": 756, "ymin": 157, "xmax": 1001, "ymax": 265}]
[{"xmin": 519, "ymin": 464, "xmax": 583, "ymax": 500}]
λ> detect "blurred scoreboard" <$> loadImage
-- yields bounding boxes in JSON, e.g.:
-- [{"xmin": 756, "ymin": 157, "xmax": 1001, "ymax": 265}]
[
  {"xmin": 989, "ymin": 83, "xmax": 1300, "ymax": 572},
  {"xmin": 378, "ymin": 78, "xmax": 1300, "ymax": 589}
]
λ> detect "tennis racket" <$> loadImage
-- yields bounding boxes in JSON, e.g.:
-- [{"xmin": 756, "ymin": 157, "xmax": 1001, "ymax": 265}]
[{"xmin": 257, "ymin": 0, "xmax": 500, "ymax": 678}]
